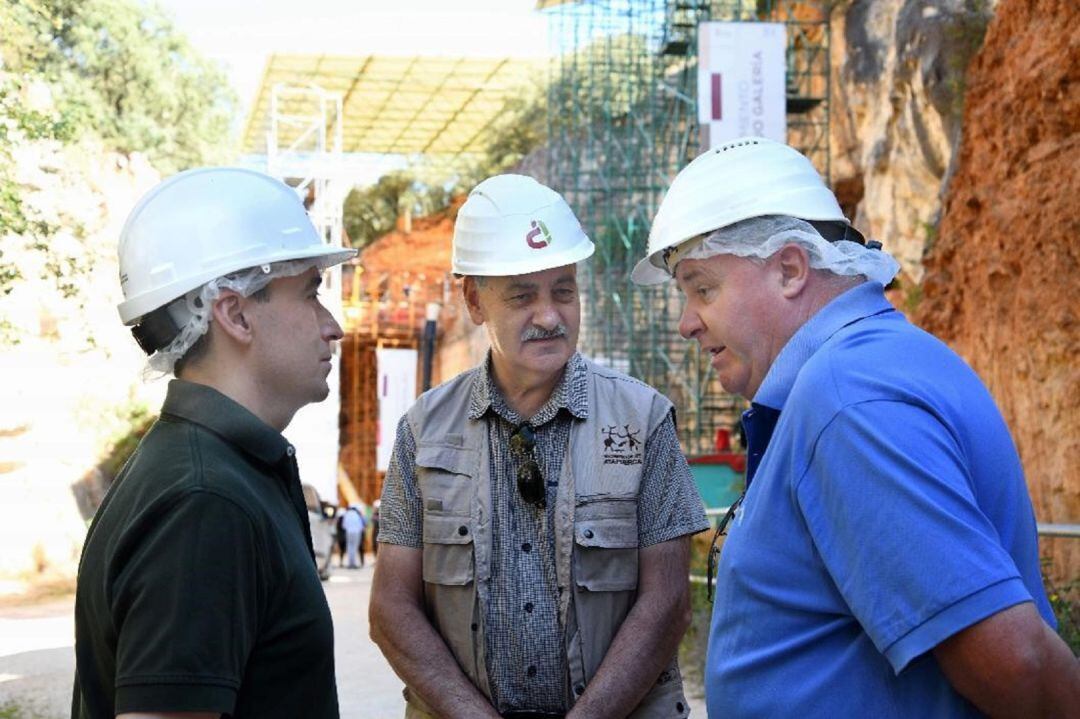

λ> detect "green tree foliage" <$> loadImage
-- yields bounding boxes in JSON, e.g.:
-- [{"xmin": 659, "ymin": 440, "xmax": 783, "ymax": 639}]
[
  {"xmin": 0, "ymin": 0, "xmax": 236, "ymax": 342},
  {"xmin": 475, "ymin": 89, "xmax": 547, "ymax": 179},
  {"xmin": 548, "ymin": 33, "xmax": 653, "ymax": 120},
  {"xmin": 0, "ymin": 74, "xmax": 79, "ymax": 341},
  {"xmin": 343, "ymin": 171, "xmax": 421, "ymax": 249},
  {"xmin": 0, "ymin": 82, "xmax": 72, "ymax": 287},
  {"xmin": 2, "ymin": 0, "xmax": 236, "ymax": 174}
]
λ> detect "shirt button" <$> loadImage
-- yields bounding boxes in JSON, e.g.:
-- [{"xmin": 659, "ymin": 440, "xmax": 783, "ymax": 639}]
[
  {"xmin": 471, "ymin": 623, "xmax": 478, "ymax": 631},
  {"xmin": 583, "ymin": 529, "xmax": 594, "ymax": 539},
  {"xmin": 286, "ymin": 445, "xmax": 296, "ymax": 457},
  {"xmin": 676, "ymin": 701, "xmax": 685, "ymax": 713},
  {"xmin": 521, "ymin": 542, "xmax": 532, "ymax": 552},
  {"xmin": 526, "ymin": 665, "xmax": 537, "ymax": 677},
  {"xmin": 458, "ymin": 525, "xmax": 469, "ymax": 536},
  {"xmin": 524, "ymin": 602, "xmax": 534, "ymax": 613},
  {"xmin": 574, "ymin": 684, "xmax": 585, "ymax": 695}
]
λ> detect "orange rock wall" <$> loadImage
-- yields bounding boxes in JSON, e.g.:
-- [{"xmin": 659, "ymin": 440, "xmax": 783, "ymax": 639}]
[{"xmin": 915, "ymin": 0, "xmax": 1079, "ymax": 579}]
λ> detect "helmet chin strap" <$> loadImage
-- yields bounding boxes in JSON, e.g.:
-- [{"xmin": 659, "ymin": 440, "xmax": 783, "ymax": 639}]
[
  {"xmin": 131, "ymin": 307, "xmax": 182, "ymax": 355},
  {"xmin": 806, "ymin": 219, "xmax": 863, "ymax": 246}
]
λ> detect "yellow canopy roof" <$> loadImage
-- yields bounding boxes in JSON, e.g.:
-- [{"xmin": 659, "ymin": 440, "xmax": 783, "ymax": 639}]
[{"xmin": 243, "ymin": 54, "xmax": 541, "ymax": 157}]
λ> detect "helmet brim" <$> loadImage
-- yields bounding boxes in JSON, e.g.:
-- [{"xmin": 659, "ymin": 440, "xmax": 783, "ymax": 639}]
[{"xmin": 118, "ymin": 244, "xmax": 356, "ymax": 325}]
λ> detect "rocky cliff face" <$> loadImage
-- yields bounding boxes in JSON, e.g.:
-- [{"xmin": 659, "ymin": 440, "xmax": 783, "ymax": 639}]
[
  {"xmin": 831, "ymin": 0, "xmax": 993, "ymax": 288},
  {"xmin": 915, "ymin": 0, "xmax": 1079, "ymax": 579}
]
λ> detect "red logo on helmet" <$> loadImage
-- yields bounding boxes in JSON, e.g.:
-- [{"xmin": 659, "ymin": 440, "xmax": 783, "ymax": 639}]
[{"xmin": 525, "ymin": 220, "xmax": 552, "ymax": 249}]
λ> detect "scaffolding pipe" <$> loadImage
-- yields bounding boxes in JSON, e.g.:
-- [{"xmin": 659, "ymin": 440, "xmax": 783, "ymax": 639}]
[{"xmin": 421, "ymin": 302, "xmax": 440, "ymax": 392}]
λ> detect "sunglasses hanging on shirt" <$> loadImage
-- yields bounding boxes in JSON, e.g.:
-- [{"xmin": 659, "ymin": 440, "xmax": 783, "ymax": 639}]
[
  {"xmin": 706, "ymin": 490, "xmax": 746, "ymax": 603},
  {"xmin": 509, "ymin": 423, "xmax": 545, "ymax": 508}
]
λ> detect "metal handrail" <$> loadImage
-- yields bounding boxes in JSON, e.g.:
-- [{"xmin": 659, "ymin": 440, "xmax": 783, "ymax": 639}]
[{"xmin": 1037, "ymin": 523, "xmax": 1080, "ymax": 538}]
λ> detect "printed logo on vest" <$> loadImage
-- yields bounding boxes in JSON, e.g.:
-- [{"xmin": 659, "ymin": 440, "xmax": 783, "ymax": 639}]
[
  {"xmin": 525, "ymin": 219, "xmax": 552, "ymax": 249},
  {"xmin": 601, "ymin": 424, "xmax": 643, "ymax": 466}
]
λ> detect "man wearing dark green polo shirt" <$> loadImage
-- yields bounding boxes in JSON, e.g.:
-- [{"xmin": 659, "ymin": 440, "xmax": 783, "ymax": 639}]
[{"xmin": 72, "ymin": 168, "xmax": 357, "ymax": 718}]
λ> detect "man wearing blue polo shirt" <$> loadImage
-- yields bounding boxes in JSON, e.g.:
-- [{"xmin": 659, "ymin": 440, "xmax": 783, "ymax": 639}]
[{"xmin": 632, "ymin": 137, "xmax": 1080, "ymax": 717}]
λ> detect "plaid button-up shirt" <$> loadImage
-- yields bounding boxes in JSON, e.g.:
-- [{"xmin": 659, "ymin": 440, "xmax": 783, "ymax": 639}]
[{"xmin": 379, "ymin": 352, "xmax": 708, "ymax": 714}]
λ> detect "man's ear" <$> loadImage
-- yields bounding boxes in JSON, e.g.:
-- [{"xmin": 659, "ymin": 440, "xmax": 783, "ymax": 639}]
[
  {"xmin": 462, "ymin": 277, "xmax": 487, "ymax": 327},
  {"xmin": 774, "ymin": 243, "xmax": 811, "ymax": 299},
  {"xmin": 211, "ymin": 291, "xmax": 255, "ymax": 345}
]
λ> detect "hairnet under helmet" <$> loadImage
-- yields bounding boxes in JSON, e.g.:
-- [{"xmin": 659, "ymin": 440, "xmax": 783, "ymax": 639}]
[
  {"xmin": 634, "ymin": 137, "xmax": 890, "ymax": 285},
  {"xmin": 662, "ymin": 215, "xmax": 900, "ymax": 286},
  {"xmin": 146, "ymin": 257, "xmax": 338, "ymax": 376}
]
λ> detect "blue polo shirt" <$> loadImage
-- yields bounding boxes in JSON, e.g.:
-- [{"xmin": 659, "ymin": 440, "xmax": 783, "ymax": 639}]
[{"xmin": 705, "ymin": 282, "xmax": 1054, "ymax": 718}]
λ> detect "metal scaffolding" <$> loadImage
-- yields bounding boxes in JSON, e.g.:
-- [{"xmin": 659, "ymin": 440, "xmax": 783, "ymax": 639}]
[
  {"xmin": 263, "ymin": 83, "xmax": 349, "ymax": 500},
  {"xmin": 266, "ymin": 83, "xmax": 347, "ymax": 246},
  {"xmin": 543, "ymin": 1, "xmax": 832, "ymax": 457}
]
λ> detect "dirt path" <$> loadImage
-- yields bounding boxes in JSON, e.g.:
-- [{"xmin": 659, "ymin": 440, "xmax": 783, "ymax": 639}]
[
  {"xmin": 0, "ymin": 562, "xmax": 706, "ymax": 717},
  {"xmin": 327, "ymin": 565, "xmax": 408, "ymax": 717},
  {"xmin": 0, "ymin": 566, "xmax": 405, "ymax": 718}
]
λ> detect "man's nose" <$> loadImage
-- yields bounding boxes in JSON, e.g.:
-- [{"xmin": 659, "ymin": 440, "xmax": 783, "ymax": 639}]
[
  {"xmin": 678, "ymin": 304, "xmax": 702, "ymax": 340},
  {"xmin": 321, "ymin": 306, "xmax": 344, "ymax": 342},
  {"xmin": 532, "ymin": 302, "xmax": 561, "ymax": 331}
]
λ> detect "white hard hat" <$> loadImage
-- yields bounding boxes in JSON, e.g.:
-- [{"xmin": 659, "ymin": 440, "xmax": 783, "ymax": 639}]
[
  {"xmin": 117, "ymin": 167, "xmax": 356, "ymax": 325},
  {"xmin": 452, "ymin": 174, "xmax": 594, "ymax": 276},
  {"xmin": 632, "ymin": 137, "xmax": 858, "ymax": 285}
]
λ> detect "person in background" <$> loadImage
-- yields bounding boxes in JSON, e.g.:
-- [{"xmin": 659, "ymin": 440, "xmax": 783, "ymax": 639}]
[
  {"xmin": 370, "ymin": 175, "xmax": 709, "ymax": 718},
  {"xmin": 343, "ymin": 503, "xmax": 366, "ymax": 569},
  {"xmin": 335, "ymin": 506, "xmax": 348, "ymax": 567},
  {"xmin": 370, "ymin": 500, "xmax": 381, "ymax": 557},
  {"xmin": 633, "ymin": 136, "xmax": 1080, "ymax": 718},
  {"xmin": 72, "ymin": 168, "xmax": 355, "ymax": 719}
]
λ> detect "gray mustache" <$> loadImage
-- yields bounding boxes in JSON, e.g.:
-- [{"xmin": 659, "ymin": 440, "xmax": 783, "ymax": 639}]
[{"xmin": 521, "ymin": 324, "xmax": 567, "ymax": 342}]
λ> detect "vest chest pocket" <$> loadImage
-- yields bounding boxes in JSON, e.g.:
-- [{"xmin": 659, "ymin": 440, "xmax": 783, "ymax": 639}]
[
  {"xmin": 416, "ymin": 443, "xmax": 475, "ymax": 516},
  {"xmin": 421, "ymin": 512, "xmax": 475, "ymax": 585},
  {"xmin": 573, "ymin": 496, "xmax": 639, "ymax": 592}
]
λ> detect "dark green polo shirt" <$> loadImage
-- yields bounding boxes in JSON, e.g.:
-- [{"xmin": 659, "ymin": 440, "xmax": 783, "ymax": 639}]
[{"xmin": 72, "ymin": 380, "xmax": 338, "ymax": 718}]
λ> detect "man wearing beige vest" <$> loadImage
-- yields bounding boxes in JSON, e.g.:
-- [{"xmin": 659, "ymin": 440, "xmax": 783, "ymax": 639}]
[{"xmin": 370, "ymin": 175, "xmax": 709, "ymax": 719}]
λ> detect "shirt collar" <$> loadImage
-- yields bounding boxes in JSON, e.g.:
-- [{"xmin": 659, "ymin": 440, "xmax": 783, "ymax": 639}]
[
  {"xmin": 752, "ymin": 282, "xmax": 896, "ymax": 411},
  {"xmin": 160, "ymin": 379, "xmax": 292, "ymax": 467},
  {"xmin": 467, "ymin": 351, "xmax": 589, "ymax": 424}
]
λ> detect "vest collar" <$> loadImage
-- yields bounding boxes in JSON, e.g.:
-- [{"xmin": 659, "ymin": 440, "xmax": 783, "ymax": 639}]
[{"xmin": 467, "ymin": 351, "xmax": 589, "ymax": 423}]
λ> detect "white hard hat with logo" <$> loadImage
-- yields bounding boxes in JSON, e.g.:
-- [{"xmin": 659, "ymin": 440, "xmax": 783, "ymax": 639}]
[
  {"xmin": 452, "ymin": 174, "xmax": 594, "ymax": 276},
  {"xmin": 632, "ymin": 137, "xmax": 862, "ymax": 285},
  {"xmin": 118, "ymin": 167, "xmax": 356, "ymax": 326}
]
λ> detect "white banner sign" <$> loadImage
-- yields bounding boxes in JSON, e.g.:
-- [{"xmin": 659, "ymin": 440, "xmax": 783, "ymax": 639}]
[
  {"xmin": 698, "ymin": 22, "xmax": 787, "ymax": 146},
  {"xmin": 375, "ymin": 348, "xmax": 418, "ymax": 472}
]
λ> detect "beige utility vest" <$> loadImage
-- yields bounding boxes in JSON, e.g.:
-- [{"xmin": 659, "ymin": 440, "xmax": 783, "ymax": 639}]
[{"xmin": 403, "ymin": 357, "xmax": 689, "ymax": 719}]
